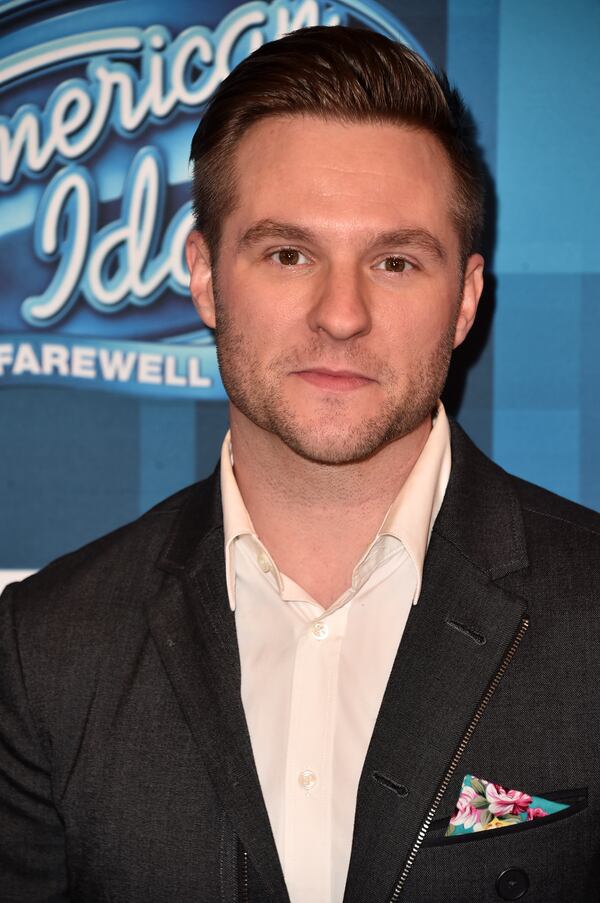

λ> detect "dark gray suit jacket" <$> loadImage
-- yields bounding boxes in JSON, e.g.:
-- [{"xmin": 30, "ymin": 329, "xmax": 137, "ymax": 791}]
[{"xmin": 1, "ymin": 423, "xmax": 600, "ymax": 902}]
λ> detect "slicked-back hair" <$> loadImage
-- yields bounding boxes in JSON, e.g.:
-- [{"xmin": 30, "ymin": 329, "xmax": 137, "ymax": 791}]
[{"xmin": 189, "ymin": 26, "xmax": 484, "ymax": 265}]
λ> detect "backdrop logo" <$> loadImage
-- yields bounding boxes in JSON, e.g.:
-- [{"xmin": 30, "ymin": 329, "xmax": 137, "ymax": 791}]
[{"xmin": 0, "ymin": 0, "xmax": 426, "ymax": 397}]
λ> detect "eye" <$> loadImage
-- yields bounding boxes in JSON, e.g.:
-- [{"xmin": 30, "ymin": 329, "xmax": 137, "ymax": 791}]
[
  {"xmin": 374, "ymin": 256, "xmax": 414, "ymax": 273},
  {"xmin": 270, "ymin": 247, "xmax": 310, "ymax": 266}
]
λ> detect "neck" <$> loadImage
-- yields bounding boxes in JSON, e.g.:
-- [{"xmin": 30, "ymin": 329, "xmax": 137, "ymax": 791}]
[{"xmin": 228, "ymin": 407, "xmax": 433, "ymax": 607}]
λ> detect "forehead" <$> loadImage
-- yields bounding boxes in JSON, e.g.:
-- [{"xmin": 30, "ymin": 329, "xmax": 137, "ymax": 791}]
[{"xmin": 228, "ymin": 115, "xmax": 457, "ymax": 244}]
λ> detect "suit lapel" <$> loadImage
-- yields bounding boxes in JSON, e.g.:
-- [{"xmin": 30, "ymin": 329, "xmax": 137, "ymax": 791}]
[
  {"xmin": 344, "ymin": 423, "xmax": 531, "ymax": 903},
  {"xmin": 147, "ymin": 476, "xmax": 289, "ymax": 903}
]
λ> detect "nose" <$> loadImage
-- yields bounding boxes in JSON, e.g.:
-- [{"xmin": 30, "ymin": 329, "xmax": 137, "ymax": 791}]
[{"xmin": 307, "ymin": 264, "xmax": 372, "ymax": 340}]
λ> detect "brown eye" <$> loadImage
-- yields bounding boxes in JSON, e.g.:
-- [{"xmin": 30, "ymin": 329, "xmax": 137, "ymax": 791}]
[
  {"xmin": 384, "ymin": 256, "xmax": 407, "ymax": 272},
  {"xmin": 278, "ymin": 248, "xmax": 301, "ymax": 265}
]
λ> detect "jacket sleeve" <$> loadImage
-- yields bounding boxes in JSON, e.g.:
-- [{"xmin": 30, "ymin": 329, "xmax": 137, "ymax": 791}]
[{"xmin": 0, "ymin": 581, "xmax": 70, "ymax": 902}]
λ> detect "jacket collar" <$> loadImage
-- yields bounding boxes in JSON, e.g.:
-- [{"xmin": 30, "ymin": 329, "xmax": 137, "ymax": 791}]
[
  {"xmin": 156, "ymin": 467, "xmax": 223, "ymax": 575},
  {"xmin": 434, "ymin": 420, "xmax": 529, "ymax": 578}
]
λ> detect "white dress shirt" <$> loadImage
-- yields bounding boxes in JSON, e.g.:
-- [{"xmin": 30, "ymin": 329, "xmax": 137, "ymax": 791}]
[{"xmin": 220, "ymin": 405, "xmax": 451, "ymax": 903}]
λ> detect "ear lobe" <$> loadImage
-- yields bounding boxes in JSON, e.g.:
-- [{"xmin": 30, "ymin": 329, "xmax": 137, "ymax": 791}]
[
  {"xmin": 186, "ymin": 230, "xmax": 216, "ymax": 329},
  {"xmin": 453, "ymin": 253, "xmax": 484, "ymax": 349}
]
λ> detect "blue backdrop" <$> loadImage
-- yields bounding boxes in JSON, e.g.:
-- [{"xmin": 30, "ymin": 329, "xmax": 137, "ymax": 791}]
[{"xmin": 0, "ymin": 0, "xmax": 599, "ymax": 576}]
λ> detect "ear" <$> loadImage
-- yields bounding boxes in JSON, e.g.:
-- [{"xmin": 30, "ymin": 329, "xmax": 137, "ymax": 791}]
[
  {"xmin": 453, "ymin": 253, "xmax": 484, "ymax": 349},
  {"xmin": 186, "ymin": 230, "xmax": 216, "ymax": 329}
]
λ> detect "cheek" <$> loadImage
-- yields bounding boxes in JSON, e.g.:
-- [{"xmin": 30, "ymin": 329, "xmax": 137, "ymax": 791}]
[
  {"xmin": 219, "ymin": 269, "xmax": 308, "ymax": 336},
  {"xmin": 387, "ymin": 296, "xmax": 457, "ymax": 354}
]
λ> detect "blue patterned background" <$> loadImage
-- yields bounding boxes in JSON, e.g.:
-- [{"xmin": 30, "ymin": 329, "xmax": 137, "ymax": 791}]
[{"xmin": 0, "ymin": 0, "xmax": 598, "ymax": 573}]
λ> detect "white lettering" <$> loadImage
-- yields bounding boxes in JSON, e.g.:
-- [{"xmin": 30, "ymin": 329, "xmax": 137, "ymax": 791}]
[
  {"xmin": 0, "ymin": 2, "xmax": 357, "ymax": 187},
  {"xmin": 21, "ymin": 152, "xmax": 190, "ymax": 327},
  {"xmin": 138, "ymin": 352, "xmax": 162, "ymax": 384},
  {"xmin": 84, "ymin": 149, "xmax": 186, "ymax": 312},
  {"xmin": 0, "ymin": 29, "xmax": 143, "ymax": 90},
  {"xmin": 98, "ymin": 348, "xmax": 137, "ymax": 381},
  {"xmin": 164, "ymin": 355, "xmax": 187, "ymax": 386},
  {"xmin": 188, "ymin": 357, "xmax": 211, "ymax": 387},
  {"xmin": 22, "ymin": 168, "xmax": 91, "ymax": 324},
  {"xmin": 0, "ymin": 113, "xmax": 46, "ymax": 186},
  {"xmin": 0, "ymin": 30, "xmax": 141, "ymax": 185},
  {"xmin": 212, "ymin": 10, "xmax": 268, "ymax": 91},
  {"xmin": 41, "ymin": 343, "xmax": 69, "ymax": 375},
  {"xmin": 51, "ymin": 84, "xmax": 93, "ymax": 158},
  {"xmin": 169, "ymin": 29, "xmax": 215, "ymax": 107},
  {"xmin": 71, "ymin": 346, "xmax": 97, "ymax": 378},
  {"xmin": 61, "ymin": 65, "xmax": 117, "ymax": 161},
  {"xmin": 12, "ymin": 343, "xmax": 41, "ymax": 375},
  {"xmin": 0, "ymin": 341, "xmax": 220, "ymax": 395}
]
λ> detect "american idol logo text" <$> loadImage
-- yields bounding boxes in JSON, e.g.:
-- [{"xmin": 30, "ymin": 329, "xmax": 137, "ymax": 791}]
[{"xmin": 0, "ymin": 0, "xmax": 422, "ymax": 397}]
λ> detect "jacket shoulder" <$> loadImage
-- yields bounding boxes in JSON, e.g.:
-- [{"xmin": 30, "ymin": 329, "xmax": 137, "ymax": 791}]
[
  {"xmin": 443, "ymin": 421, "xmax": 600, "ymax": 583},
  {"xmin": 512, "ymin": 476, "xmax": 600, "ymax": 606},
  {"xmin": 0, "ymin": 476, "xmax": 220, "ymax": 756},
  {"xmin": 0, "ymin": 475, "xmax": 220, "ymax": 807},
  {"xmin": 511, "ymin": 473, "xmax": 600, "ymax": 542},
  {"xmin": 0, "ymin": 474, "xmax": 220, "ymax": 661}
]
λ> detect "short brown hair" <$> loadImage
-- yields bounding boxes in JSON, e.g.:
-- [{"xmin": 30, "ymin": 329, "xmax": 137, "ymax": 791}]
[{"xmin": 190, "ymin": 25, "xmax": 484, "ymax": 263}]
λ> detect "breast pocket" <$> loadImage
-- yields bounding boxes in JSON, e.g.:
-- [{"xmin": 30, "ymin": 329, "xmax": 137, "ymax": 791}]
[{"xmin": 422, "ymin": 788, "xmax": 588, "ymax": 847}]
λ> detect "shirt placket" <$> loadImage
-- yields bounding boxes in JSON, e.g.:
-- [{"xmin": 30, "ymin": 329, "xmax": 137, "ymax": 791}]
[{"xmin": 282, "ymin": 603, "xmax": 350, "ymax": 903}]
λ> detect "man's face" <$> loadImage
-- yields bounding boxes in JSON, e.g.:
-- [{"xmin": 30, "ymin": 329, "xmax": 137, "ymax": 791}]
[{"xmin": 187, "ymin": 116, "xmax": 483, "ymax": 464}]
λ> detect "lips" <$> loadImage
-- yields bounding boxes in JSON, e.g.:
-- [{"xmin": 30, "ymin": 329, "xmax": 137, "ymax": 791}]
[{"xmin": 293, "ymin": 368, "xmax": 375, "ymax": 391}]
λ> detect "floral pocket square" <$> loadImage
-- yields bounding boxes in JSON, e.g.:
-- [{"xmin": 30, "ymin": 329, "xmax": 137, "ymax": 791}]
[{"xmin": 445, "ymin": 774, "xmax": 569, "ymax": 836}]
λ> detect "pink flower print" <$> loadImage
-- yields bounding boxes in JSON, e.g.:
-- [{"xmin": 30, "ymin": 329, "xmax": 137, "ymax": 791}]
[
  {"xmin": 449, "ymin": 785, "xmax": 485, "ymax": 830},
  {"xmin": 485, "ymin": 782, "xmax": 532, "ymax": 816},
  {"xmin": 526, "ymin": 806, "xmax": 548, "ymax": 820}
]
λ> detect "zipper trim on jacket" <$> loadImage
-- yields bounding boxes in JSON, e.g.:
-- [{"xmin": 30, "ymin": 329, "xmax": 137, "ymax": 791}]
[
  {"xmin": 239, "ymin": 848, "xmax": 249, "ymax": 903},
  {"xmin": 388, "ymin": 615, "xmax": 530, "ymax": 901}
]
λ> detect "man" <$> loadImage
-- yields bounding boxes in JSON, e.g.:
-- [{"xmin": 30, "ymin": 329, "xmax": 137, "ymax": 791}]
[{"xmin": 1, "ymin": 25, "xmax": 599, "ymax": 903}]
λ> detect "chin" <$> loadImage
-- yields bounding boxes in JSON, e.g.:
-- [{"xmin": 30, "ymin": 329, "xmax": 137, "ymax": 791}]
[{"xmin": 272, "ymin": 425, "xmax": 400, "ymax": 466}]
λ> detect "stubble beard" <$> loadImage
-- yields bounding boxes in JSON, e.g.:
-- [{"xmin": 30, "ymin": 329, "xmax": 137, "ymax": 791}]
[{"xmin": 213, "ymin": 291, "xmax": 456, "ymax": 466}]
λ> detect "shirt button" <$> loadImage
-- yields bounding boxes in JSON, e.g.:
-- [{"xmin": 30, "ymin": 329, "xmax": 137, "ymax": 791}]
[
  {"xmin": 299, "ymin": 770, "xmax": 317, "ymax": 790},
  {"xmin": 257, "ymin": 552, "xmax": 271, "ymax": 573},
  {"xmin": 311, "ymin": 621, "xmax": 329, "ymax": 640}
]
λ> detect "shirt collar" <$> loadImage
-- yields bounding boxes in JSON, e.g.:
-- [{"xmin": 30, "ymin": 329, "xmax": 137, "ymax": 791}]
[
  {"xmin": 220, "ymin": 402, "xmax": 451, "ymax": 611},
  {"xmin": 220, "ymin": 434, "xmax": 258, "ymax": 609},
  {"xmin": 363, "ymin": 402, "xmax": 451, "ymax": 604}
]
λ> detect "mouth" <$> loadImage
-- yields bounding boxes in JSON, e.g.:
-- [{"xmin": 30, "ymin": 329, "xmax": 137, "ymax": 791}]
[{"xmin": 293, "ymin": 368, "xmax": 376, "ymax": 392}]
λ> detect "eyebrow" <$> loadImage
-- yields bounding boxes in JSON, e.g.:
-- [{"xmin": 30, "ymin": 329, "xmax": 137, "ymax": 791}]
[
  {"xmin": 371, "ymin": 228, "xmax": 447, "ymax": 263},
  {"xmin": 238, "ymin": 220, "xmax": 315, "ymax": 250},
  {"xmin": 237, "ymin": 219, "xmax": 447, "ymax": 262}
]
